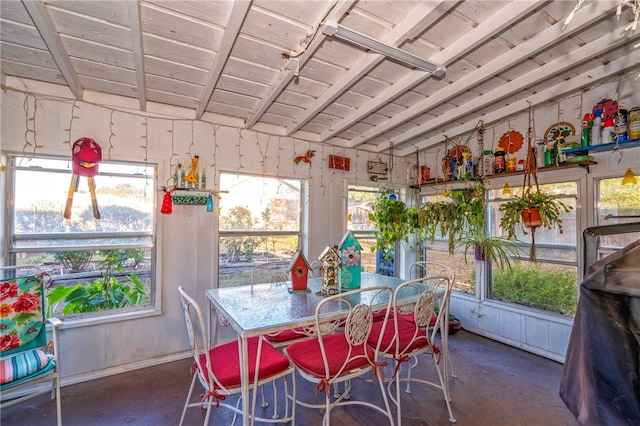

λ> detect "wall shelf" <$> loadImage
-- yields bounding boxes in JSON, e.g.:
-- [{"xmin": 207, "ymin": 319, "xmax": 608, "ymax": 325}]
[
  {"xmin": 411, "ymin": 162, "xmax": 595, "ymax": 190},
  {"xmin": 563, "ymin": 138, "xmax": 640, "ymax": 156}
]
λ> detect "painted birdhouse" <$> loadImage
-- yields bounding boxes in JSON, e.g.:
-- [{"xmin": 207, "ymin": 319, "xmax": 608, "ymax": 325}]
[
  {"xmin": 338, "ymin": 231, "xmax": 362, "ymax": 290},
  {"xmin": 318, "ymin": 246, "xmax": 340, "ymax": 295},
  {"xmin": 288, "ymin": 250, "xmax": 311, "ymax": 291}
]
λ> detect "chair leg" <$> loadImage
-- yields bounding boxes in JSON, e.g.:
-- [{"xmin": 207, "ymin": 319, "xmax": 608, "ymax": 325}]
[
  {"xmin": 271, "ymin": 380, "xmax": 279, "ymax": 419},
  {"xmin": 404, "ymin": 357, "xmax": 418, "ymax": 394},
  {"xmin": 179, "ymin": 374, "xmax": 198, "ymax": 426},
  {"xmin": 54, "ymin": 375, "xmax": 62, "ymax": 426}
]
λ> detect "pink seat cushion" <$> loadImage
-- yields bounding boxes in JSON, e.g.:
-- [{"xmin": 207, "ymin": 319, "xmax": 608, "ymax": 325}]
[
  {"xmin": 197, "ymin": 336, "xmax": 290, "ymax": 388},
  {"xmin": 285, "ymin": 332, "xmax": 374, "ymax": 378},
  {"xmin": 368, "ymin": 318, "xmax": 429, "ymax": 355},
  {"xmin": 264, "ymin": 327, "xmax": 307, "ymax": 344}
]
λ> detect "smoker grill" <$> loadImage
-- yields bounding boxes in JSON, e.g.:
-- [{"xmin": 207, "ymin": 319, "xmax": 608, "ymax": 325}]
[{"xmin": 560, "ymin": 223, "xmax": 640, "ymax": 425}]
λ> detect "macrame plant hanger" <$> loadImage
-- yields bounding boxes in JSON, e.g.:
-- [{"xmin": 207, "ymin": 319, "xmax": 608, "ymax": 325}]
[{"xmin": 522, "ymin": 102, "xmax": 540, "ymax": 260}]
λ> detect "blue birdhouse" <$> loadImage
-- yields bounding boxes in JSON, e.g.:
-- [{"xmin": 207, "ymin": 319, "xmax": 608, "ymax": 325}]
[{"xmin": 338, "ymin": 231, "xmax": 362, "ymax": 290}]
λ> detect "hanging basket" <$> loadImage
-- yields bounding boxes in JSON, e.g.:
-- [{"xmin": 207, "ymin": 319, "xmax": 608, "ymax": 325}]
[{"xmin": 521, "ymin": 208, "xmax": 542, "ymax": 229}]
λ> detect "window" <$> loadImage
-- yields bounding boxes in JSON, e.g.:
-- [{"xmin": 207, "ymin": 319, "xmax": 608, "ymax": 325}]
[
  {"xmin": 4, "ymin": 153, "xmax": 156, "ymax": 320},
  {"xmin": 218, "ymin": 173, "xmax": 303, "ymax": 287},
  {"xmin": 487, "ymin": 182, "xmax": 578, "ymax": 316},
  {"xmin": 347, "ymin": 185, "xmax": 380, "ymax": 273},
  {"xmin": 594, "ymin": 175, "xmax": 640, "ymax": 259},
  {"xmin": 421, "ymin": 193, "xmax": 476, "ymax": 294}
]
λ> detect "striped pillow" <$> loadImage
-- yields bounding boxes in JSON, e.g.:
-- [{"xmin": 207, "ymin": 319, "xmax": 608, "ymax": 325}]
[{"xmin": 0, "ymin": 348, "xmax": 51, "ymax": 385}]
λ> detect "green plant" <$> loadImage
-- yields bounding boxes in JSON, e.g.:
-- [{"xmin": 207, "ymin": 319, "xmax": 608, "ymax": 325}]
[
  {"xmin": 418, "ymin": 179, "xmax": 486, "ymax": 254},
  {"xmin": 492, "ymin": 262, "xmax": 578, "ymax": 315},
  {"xmin": 368, "ymin": 189, "xmax": 414, "ymax": 255},
  {"xmin": 499, "ymin": 191, "xmax": 571, "ymax": 239},
  {"xmin": 47, "ymin": 250, "xmax": 147, "ymax": 316},
  {"xmin": 456, "ymin": 231, "xmax": 522, "ymax": 270},
  {"xmin": 50, "ymin": 250, "xmax": 95, "ymax": 273}
]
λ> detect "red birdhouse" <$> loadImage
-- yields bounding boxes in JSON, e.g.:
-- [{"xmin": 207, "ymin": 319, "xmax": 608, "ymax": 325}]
[
  {"xmin": 288, "ymin": 250, "xmax": 311, "ymax": 292},
  {"xmin": 72, "ymin": 137, "xmax": 102, "ymax": 177}
]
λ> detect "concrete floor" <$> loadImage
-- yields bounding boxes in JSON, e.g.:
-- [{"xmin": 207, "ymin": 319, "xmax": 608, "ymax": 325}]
[{"xmin": 1, "ymin": 331, "xmax": 578, "ymax": 425}]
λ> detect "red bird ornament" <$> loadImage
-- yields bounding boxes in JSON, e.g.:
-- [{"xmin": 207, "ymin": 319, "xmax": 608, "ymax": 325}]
[{"xmin": 294, "ymin": 149, "xmax": 315, "ymax": 165}]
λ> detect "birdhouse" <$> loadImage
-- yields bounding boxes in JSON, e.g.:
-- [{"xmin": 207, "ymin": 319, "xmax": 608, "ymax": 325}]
[
  {"xmin": 318, "ymin": 246, "xmax": 340, "ymax": 295},
  {"xmin": 288, "ymin": 250, "xmax": 311, "ymax": 292},
  {"xmin": 338, "ymin": 231, "xmax": 362, "ymax": 290}
]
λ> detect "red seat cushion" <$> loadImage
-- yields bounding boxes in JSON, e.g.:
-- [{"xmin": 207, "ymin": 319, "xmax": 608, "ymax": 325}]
[
  {"xmin": 264, "ymin": 327, "xmax": 308, "ymax": 344},
  {"xmin": 285, "ymin": 332, "xmax": 374, "ymax": 378},
  {"xmin": 368, "ymin": 318, "xmax": 430, "ymax": 355},
  {"xmin": 393, "ymin": 311, "xmax": 437, "ymax": 327},
  {"xmin": 197, "ymin": 336, "xmax": 290, "ymax": 388}
]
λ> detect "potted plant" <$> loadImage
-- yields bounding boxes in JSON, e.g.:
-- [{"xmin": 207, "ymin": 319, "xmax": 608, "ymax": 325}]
[
  {"xmin": 418, "ymin": 179, "xmax": 486, "ymax": 255},
  {"xmin": 499, "ymin": 190, "xmax": 572, "ymax": 260},
  {"xmin": 456, "ymin": 231, "xmax": 522, "ymax": 270},
  {"xmin": 368, "ymin": 189, "xmax": 414, "ymax": 258}
]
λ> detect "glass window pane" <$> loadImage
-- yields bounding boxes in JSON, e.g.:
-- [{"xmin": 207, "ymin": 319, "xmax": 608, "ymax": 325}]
[
  {"xmin": 596, "ymin": 176, "xmax": 640, "ymax": 251},
  {"xmin": 219, "ymin": 174, "xmax": 301, "ymax": 232},
  {"xmin": 9, "ymin": 155, "xmax": 156, "ymax": 320}
]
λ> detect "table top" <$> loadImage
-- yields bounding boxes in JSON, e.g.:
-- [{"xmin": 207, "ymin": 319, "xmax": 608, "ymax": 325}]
[{"xmin": 206, "ymin": 273, "xmax": 406, "ymax": 338}]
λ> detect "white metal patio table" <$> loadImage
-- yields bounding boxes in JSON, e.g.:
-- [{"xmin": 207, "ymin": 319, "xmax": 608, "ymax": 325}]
[{"xmin": 205, "ymin": 272, "xmax": 445, "ymax": 426}]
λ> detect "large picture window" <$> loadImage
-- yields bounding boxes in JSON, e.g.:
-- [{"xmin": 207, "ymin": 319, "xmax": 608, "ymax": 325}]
[
  {"xmin": 347, "ymin": 185, "xmax": 381, "ymax": 274},
  {"xmin": 4, "ymin": 153, "xmax": 156, "ymax": 320},
  {"xmin": 218, "ymin": 173, "xmax": 303, "ymax": 287},
  {"xmin": 487, "ymin": 182, "xmax": 578, "ymax": 315}
]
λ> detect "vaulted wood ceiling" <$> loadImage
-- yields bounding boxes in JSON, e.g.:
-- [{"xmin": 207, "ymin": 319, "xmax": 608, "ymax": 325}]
[{"xmin": 1, "ymin": 1, "xmax": 638, "ymax": 157}]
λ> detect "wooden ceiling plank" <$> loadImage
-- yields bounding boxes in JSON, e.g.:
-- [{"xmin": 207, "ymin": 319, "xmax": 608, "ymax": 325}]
[
  {"xmin": 285, "ymin": 0, "xmax": 451, "ymax": 136},
  {"xmin": 390, "ymin": 29, "xmax": 640, "ymax": 150},
  {"xmin": 21, "ymin": 0, "xmax": 83, "ymax": 99},
  {"xmin": 195, "ymin": 0, "xmax": 252, "ymax": 119},
  {"xmin": 322, "ymin": 0, "xmax": 544, "ymax": 142},
  {"xmin": 353, "ymin": 0, "xmax": 614, "ymax": 148},
  {"xmin": 244, "ymin": 0, "xmax": 356, "ymax": 129},
  {"xmin": 397, "ymin": 53, "xmax": 639, "ymax": 156},
  {"xmin": 127, "ymin": 0, "xmax": 146, "ymax": 111}
]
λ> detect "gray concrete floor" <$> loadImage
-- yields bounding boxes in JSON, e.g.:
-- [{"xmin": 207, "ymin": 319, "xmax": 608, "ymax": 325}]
[{"xmin": 1, "ymin": 330, "xmax": 578, "ymax": 425}]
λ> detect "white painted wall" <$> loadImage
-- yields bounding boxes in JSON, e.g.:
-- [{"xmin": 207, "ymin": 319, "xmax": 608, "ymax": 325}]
[
  {"xmin": 1, "ymin": 72, "xmax": 639, "ymax": 383},
  {"xmin": 0, "ymin": 78, "xmax": 408, "ymax": 385}
]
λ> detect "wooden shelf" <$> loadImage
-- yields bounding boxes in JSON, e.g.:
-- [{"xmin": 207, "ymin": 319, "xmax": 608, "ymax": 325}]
[{"xmin": 411, "ymin": 162, "xmax": 595, "ymax": 189}]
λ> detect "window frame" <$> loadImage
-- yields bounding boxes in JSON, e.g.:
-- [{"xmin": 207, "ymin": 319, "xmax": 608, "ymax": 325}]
[
  {"xmin": 217, "ymin": 171, "xmax": 305, "ymax": 288},
  {"xmin": 3, "ymin": 151, "xmax": 159, "ymax": 325}
]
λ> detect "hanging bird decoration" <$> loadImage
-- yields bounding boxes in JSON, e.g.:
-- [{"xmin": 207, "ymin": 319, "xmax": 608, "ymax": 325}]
[{"xmin": 294, "ymin": 149, "xmax": 315, "ymax": 165}]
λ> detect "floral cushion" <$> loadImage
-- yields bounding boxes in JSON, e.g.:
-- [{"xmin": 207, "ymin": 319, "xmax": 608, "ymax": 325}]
[{"xmin": 0, "ymin": 275, "xmax": 44, "ymax": 353}]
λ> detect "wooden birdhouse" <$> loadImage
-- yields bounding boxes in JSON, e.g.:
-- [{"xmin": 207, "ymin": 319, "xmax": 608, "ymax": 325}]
[
  {"xmin": 318, "ymin": 246, "xmax": 340, "ymax": 295},
  {"xmin": 338, "ymin": 231, "xmax": 362, "ymax": 290},
  {"xmin": 288, "ymin": 250, "xmax": 311, "ymax": 292}
]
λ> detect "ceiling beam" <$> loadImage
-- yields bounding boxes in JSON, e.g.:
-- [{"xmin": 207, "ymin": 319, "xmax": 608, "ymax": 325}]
[
  {"xmin": 285, "ymin": 0, "xmax": 454, "ymax": 136},
  {"xmin": 349, "ymin": 0, "xmax": 614, "ymax": 149},
  {"xmin": 196, "ymin": 0, "xmax": 252, "ymax": 119},
  {"xmin": 322, "ymin": 0, "xmax": 548, "ymax": 143},
  {"xmin": 244, "ymin": 0, "xmax": 356, "ymax": 129},
  {"xmin": 22, "ymin": 0, "xmax": 83, "ymax": 100},
  {"xmin": 127, "ymin": 0, "xmax": 146, "ymax": 111},
  {"xmin": 398, "ymin": 54, "xmax": 640, "ymax": 157},
  {"xmin": 391, "ymin": 30, "xmax": 640, "ymax": 156}
]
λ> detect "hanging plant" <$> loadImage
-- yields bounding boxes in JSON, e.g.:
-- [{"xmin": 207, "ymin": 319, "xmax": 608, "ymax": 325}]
[
  {"xmin": 498, "ymin": 105, "xmax": 573, "ymax": 260},
  {"xmin": 368, "ymin": 189, "xmax": 414, "ymax": 257},
  {"xmin": 418, "ymin": 179, "xmax": 486, "ymax": 254}
]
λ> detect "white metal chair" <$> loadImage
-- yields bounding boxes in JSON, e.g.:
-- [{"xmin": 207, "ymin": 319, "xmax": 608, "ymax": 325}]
[
  {"xmin": 0, "ymin": 266, "xmax": 63, "ymax": 426},
  {"xmin": 178, "ymin": 286, "xmax": 296, "ymax": 426},
  {"xmin": 368, "ymin": 276, "xmax": 456, "ymax": 425},
  {"xmin": 408, "ymin": 261, "xmax": 457, "ymax": 382},
  {"xmin": 284, "ymin": 286, "xmax": 395, "ymax": 426}
]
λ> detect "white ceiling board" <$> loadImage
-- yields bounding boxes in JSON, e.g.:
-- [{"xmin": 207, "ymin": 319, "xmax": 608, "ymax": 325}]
[{"xmin": 2, "ymin": 0, "xmax": 636, "ymax": 158}]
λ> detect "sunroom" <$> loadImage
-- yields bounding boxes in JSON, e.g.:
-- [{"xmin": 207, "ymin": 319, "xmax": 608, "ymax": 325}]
[{"xmin": 1, "ymin": 1, "xmax": 639, "ymax": 424}]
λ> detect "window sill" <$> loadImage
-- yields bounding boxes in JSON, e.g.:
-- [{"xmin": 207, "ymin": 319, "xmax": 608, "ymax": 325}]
[{"xmin": 49, "ymin": 307, "xmax": 161, "ymax": 330}]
